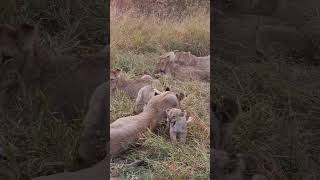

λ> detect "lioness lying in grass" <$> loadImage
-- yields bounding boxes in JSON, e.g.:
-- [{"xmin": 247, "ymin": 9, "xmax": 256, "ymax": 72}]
[
  {"xmin": 155, "ymin": 51, "xmax": 210, "ymax": 82},
  {"xmin": 110, "ymin": 68, "xmax": 162, "ymax": 99}
]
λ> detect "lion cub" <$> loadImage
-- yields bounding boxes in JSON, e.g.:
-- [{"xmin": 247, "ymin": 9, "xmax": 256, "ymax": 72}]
[
  {"xmin": 166, "ymin": 108, "xmax": 192, "ymax": 144},
  {"xmin": 134, "ymin": 85, "xmax": 161, "ymax": 114}
]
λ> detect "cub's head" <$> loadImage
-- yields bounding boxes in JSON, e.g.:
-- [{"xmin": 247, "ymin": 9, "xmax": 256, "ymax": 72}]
[
  {"xmin": 134, "ymin": 85, "xmax": 161, "ymax": 114},
  {"xmin": 0, "ymin": 24, "xmax": 39, "ymax": 91},
  {"xmin": 144, "ymin": 90, "xmax": 185, "ymax": 123},
  {"xmin": 166, "ymin": 108, "xmax": 187, "ymax": 124}
]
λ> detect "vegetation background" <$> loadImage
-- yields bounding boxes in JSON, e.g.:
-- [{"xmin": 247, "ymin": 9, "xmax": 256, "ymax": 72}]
[
  {"xmin": 110, "ymin": 0, "xmax": 210, "ymax": 179},
  {"xmin": 1, "ymin": 0, "xmax": 318, "ymax": 179},
  {"xmin": 0, "ymin": 0, "xmax": 107, "ymax": 179}
]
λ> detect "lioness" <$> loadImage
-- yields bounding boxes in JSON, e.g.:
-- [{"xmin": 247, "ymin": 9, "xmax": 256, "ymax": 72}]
[
  {"xmin": 155, "ymin": 51, "xmax": 210, "ymax": 82},
  {"xmin": 110, "ymin": 68, "xmax": 162, "ymax": 99},
  {"xmin": 0, "ymin": 24, "xmax": 106, "ymax": 119},
  {"xmin": 32, "ymin": 90, "xmax": 184, "ymax": 180}
]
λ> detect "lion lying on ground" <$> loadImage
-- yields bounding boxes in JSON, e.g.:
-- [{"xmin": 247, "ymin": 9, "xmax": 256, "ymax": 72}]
[
  {"xmin": 155, "ymin": 51, "xmax": 210, "ymax": 82},
  {"xmin": 110, "ymin": 68, "xmax": 162, "ymax": 99},
  {"xmin": 110, "ymin": 90, "xmax": 185, "ymax": 156}
]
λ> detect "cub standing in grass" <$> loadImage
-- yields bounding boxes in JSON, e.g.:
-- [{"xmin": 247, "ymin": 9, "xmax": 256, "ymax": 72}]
[{"xmin": 166, "ymin": 107, "xmax": 192, "ymax": 144}]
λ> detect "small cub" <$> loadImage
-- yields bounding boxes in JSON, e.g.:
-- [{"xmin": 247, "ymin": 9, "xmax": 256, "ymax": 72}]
[
  {"xmin": 166, "ymin": 108, "xmax": 192, "ymax": 144},
  {"xmin": 134, "ymin": 85, "xmax": 161, "ymax": 114}
]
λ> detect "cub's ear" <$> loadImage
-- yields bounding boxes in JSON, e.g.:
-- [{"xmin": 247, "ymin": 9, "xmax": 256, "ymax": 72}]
[
  {"xmin": 165, "ymin": 87, "xmax": 170, "ymax": 91},
  {"xmin": 17, "ymin": 24, "xmax": 38, "ymax": 52},
  {"xmin": 176, "ymin": 93, "xmax": 185, "ymax": 101}
]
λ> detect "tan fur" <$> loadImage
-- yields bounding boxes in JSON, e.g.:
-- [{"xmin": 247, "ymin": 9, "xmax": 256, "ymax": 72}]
[
  {"xmin": 134, "ymin": 85, "xmax": 161, "ymax": 114},
  {"xmin": 0, "ymin": 24, "xmax": 106, "ymax": 119},
  {"xmin": 140, "ymin": 74, "xmax": 154, "ymax": 80},
  {"xmin": 155, "ymin": 51, "xmax": 210, "ymax": 82},
  {"xmin": 166, "ymin": 108, "xmax": 192, "ymax": 144},
  {"xmin": 110, "ymin": 69, "xmax": 162, "ymax": 99},
  {"xmin": 213, "ymin": 96, "xmax": 240, "ymax": 150},
  {"xmin": 111, "ymin": 91, "xmax": 184, "ymax": 156}
]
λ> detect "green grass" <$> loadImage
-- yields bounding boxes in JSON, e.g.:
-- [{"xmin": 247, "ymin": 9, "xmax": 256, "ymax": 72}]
[{"xmin": 110, "ymin": 3, "xmax": 210, "ymax": 179}]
